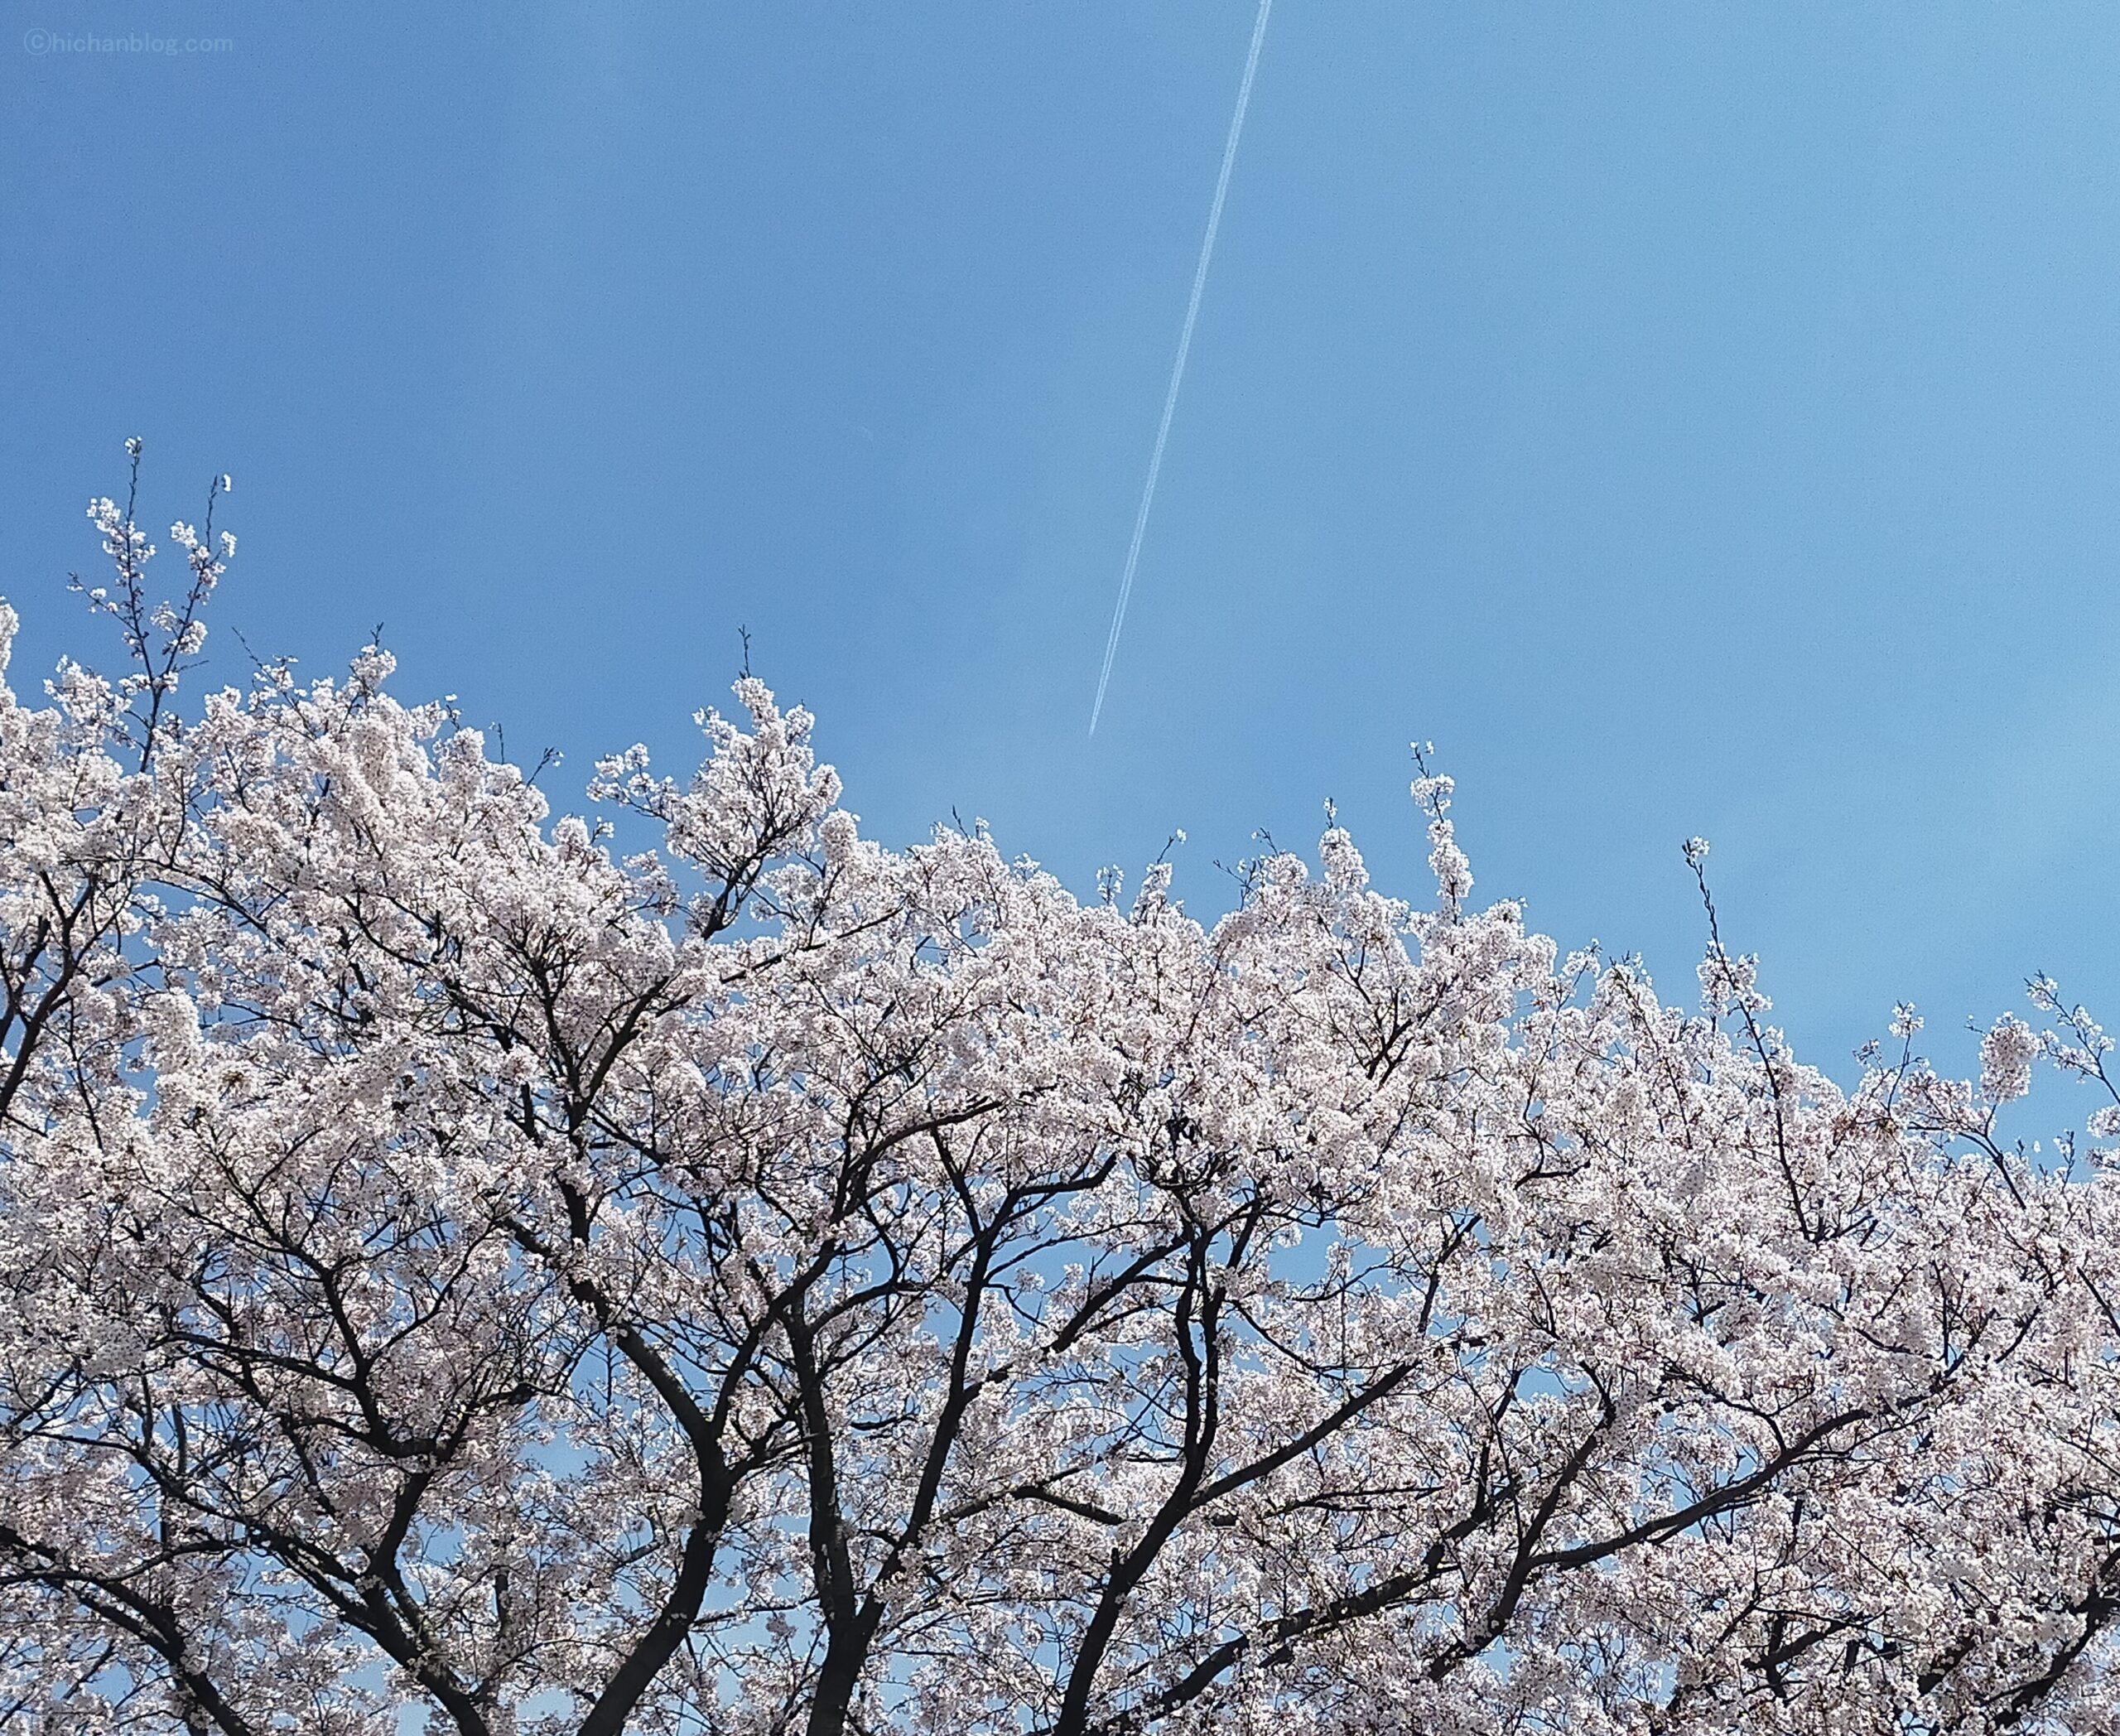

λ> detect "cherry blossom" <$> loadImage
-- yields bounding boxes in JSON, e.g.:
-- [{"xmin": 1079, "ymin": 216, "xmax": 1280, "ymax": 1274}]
[{"xmin": 1, "ymin": 458, "xmax": 2116, "ymax": 1734}]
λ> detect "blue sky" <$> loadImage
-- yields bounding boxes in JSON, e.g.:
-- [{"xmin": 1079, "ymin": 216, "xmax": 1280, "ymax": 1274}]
[{"xmin": 5, "ymin": 1, "xmax": 2118, "ymax": 1085}]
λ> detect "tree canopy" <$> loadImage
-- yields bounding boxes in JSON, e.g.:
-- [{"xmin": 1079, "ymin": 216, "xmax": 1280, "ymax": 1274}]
[{"xmin": 4, "ymin": 460, "xmax": 2118, "ymax": 1734}]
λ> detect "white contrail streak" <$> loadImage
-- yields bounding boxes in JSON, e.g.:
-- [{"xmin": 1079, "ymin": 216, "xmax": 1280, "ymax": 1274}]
[{"xmin": 1088, "ymin": 0, "xmax": 1274, "ymax": 737}]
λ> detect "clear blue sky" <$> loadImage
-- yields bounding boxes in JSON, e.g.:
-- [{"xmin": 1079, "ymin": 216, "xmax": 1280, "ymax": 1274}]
[{"xmin": 5, "ymin": 2, "xmax": 2118, "ymax": 1084}]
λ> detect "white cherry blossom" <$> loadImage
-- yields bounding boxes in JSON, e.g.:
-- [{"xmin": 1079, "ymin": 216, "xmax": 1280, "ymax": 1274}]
[{"xmin": 1, "ymin": 464, "xmax": 2116, "ymax": 1734}]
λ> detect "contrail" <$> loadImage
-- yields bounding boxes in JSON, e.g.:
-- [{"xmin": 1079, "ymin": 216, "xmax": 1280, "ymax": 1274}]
[{"xmin": 1088, "ymin": 0, "xmax": 1274, "ymax": 737}]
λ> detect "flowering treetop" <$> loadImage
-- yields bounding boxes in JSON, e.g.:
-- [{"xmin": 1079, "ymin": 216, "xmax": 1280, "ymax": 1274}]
[{"xmin": 1, "ymin": 453, "xmax": 2116, "ymax": 1735}]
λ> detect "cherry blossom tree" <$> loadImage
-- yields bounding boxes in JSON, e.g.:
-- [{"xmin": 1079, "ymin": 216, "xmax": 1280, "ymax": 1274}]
[{"xmin": 2, "ymin": 451, "xmax": 2116, "ymax": 1734}]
